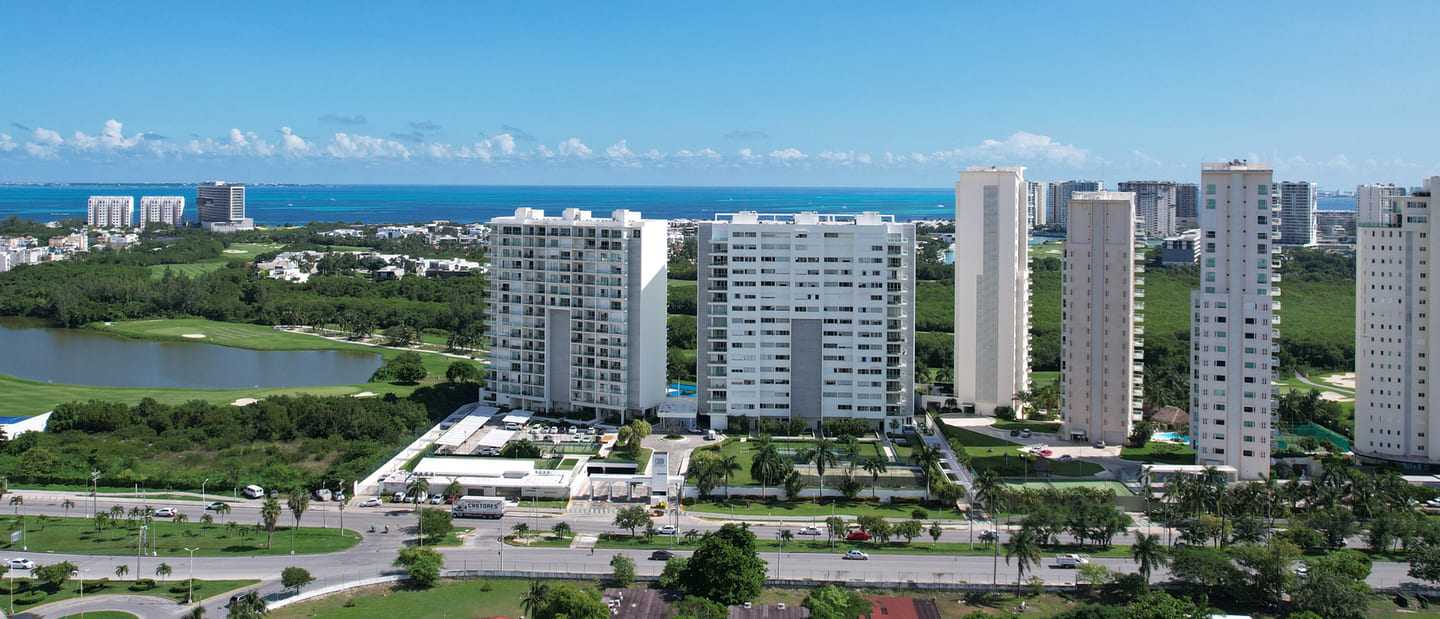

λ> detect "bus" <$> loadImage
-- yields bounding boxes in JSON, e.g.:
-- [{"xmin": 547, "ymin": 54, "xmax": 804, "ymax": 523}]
[{"xmin": 452, "ymin": 496, "xmax": 507, "ymax": 519}]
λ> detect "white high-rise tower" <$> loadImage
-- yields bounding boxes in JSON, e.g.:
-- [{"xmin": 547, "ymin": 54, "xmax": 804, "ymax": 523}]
[
  {"xmin": 86, "ymin": 196, "xmax": 134, "ymax": 228},
  {"xmin": 1277, "ymin": 181, "xmax": 1318, "ymax": 246},
  {"xmin": 1061, "ymin": 191, "xmax": 1143, "ymax": 445},
  {"xmin": 1190, "ymin": 160, "xmax": 1280, "ymax": 480},
  {"xmin": 954, "ymin": 167, "xmax": 1030, "ymax": 416}
]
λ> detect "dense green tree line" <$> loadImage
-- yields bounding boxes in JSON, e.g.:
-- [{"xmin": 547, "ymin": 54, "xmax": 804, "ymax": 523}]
[{"xmin": 0, "ymin": 388, "xmax": 469, "ymax": 491}]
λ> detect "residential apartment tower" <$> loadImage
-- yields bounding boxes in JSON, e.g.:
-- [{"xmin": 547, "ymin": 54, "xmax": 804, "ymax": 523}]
[
  {"xmin": 86, "ymin": 196, "xmax": 133, "ymax": 228},
  {"xmin": 955, "ymin": 167, "xmax": 1030, "ymax": 416}
]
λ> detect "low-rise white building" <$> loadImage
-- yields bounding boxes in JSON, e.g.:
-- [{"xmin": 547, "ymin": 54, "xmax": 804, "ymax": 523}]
[{"xmin": 391, "ymin": 456, "xmax": 582, "ymax": 500}]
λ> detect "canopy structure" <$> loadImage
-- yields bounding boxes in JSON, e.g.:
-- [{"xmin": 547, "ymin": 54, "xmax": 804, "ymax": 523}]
[{"xmin": 502, "ymin": 410, "xmax": 534, "ymax": 425}]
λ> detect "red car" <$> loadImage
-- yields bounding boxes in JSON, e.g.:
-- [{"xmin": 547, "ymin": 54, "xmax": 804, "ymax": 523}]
[{"xmin": 845, "ymin": 530, "xmax": 872, "ymax": 542}]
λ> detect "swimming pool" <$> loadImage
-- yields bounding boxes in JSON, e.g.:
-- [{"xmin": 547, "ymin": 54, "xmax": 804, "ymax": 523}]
[
  {"xmin": 1151, "ymin": 431, "xmax": 1191, "ymax": 443},
  {"xmin": 667, "ymin": 383, "xmax": 697, "ymax": 397}
]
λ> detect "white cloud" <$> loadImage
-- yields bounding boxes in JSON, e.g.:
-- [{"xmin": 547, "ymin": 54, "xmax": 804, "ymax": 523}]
[
  {"xmin": 953, "ymin": 131, "xmax": 1089, "ymax": 166},
  {"xmin": 768, "ymin": 148, "xmax": 807, "ymax": 163},
  {"xmin": 817, "ymin": 150, "xmax": 872, "ymax": 166},
  {"xmin": 606, "ymin": 139, "xmax": 635, "ymax": 160},
  {"xmin": 279, "ymin": 127, "xmax": 312, "ymax": 156},
  {"xmin": 24, "ymin": 127, "xmax": 64, "ymax": 158},
  {"xmin": 71, "ymin": 119, "xmax": 143, "ymax": 152},
  {"xmin": 557, "ymin": 137, "xmax": 592, "ymax": 158},
  {"xmin": 326, "ymin": 133, "xmax": 411, "ymax": 160},
  {"xmin": 0, "ymin": 133, "xmax": 14, "ymax": 152},
  {"xmin": 675, "ymin": 147, "xmax": 721, "ymax": 160}
]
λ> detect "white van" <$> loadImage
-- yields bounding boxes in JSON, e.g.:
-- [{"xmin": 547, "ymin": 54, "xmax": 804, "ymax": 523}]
[
  {"xmin": 242, "ymin": 485, "xmax": 265, "ymax": 499},
  {"xmin": 1056, "ymin": 554, "xmax": 1089, "ymax": 569}
]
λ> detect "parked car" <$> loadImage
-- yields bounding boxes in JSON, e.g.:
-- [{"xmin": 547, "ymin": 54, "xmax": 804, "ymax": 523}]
[
  {"xmin": 359, "ymin": 497, "xmax": 383, "ymax": 508},
  {"xmin": 1055, "ymin": 554, "xmax": 1089, "ymax": 568},
  {"xmin": 6, "ymin": 558, "xmax": 36, "ymax": 570},
  {"xmin": 1295, "ymin": 562, "xmax": 1310, "ymax": 577},
  {"xmin": 333, "ymin": 492, "xmax": 346, "ymax": 503},
  {"xmin": 978, "ymin": 530, "xmax": 998, "ymax": 542},
  {"xmin": 1059, "ymin": 454, "xmax": 1073, "ymax": 461},
  {"xmin": 845, "ymin": 530, "xmax": 872, "ymax": 542},
  {"xmin": 429, "ymin": 496, "xmax": 444, "ymax": 505},
  {"xmin": 1020, "ymin": 430, "xmax": 1032, "ymax": 439},
  {"xmin": 658, "ymin": 525, "xmax": 677, "ymax": 535},
  {"xmin": 650, "ymin": 550, "xmax": 676, "ymax": 561},
  {"xmin": 154, "ymin": 508, "xmax": 177, "ymax": 518},
  {"xmin": 206, "ymin": 501, "xmax": 227, "ymax": 511},
  {"xmin": 1092, "ymin": 440, "xmax": 1107, "ymax": 449},
  {"xmin": 1426, "ymin": 498, "xmax": 1440, "ymax": 508},
  {"xmin": 843, "ymin": 550, "xmax": 869, "ymax": 560},
  {"xmin": 799, "ymin": 526, "xmax": 823, "ymax": 536}
]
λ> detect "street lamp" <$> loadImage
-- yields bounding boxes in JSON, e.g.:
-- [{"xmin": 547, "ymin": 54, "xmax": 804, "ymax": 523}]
[
  {"xmin": 136, "ymin": 524, "xmax": 147, "ymax": 578},
  {"xmin": 91, "ymin": 470, "xmax": 100, "ymax": 520},
  {"xmin": 497, "ymin": 535, "xmax": 505, "ymax": 570},
  {"xmin": 184, "ymin": 547, "xmax": 199, "ymax": 603},
  {"xmin": 201, "ymin": 478, "xmax": 210, "ymax": 506}
]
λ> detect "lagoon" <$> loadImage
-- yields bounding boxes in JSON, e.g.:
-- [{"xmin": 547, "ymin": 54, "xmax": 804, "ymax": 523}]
[{"xmin": 0, "ymin": 320, "xmax": 382, "ymax": 389}]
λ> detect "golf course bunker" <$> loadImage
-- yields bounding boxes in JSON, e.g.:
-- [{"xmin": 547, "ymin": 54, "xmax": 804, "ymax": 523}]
[{"xmin": 181, "ymin": 333, "xmax": 208, "ymax": 339}]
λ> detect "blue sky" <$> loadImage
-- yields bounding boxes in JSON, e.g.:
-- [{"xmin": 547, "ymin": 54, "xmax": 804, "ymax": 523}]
[{"xmin": 1, "ymin": 1, "xmax": 1437, "ymax": 189}]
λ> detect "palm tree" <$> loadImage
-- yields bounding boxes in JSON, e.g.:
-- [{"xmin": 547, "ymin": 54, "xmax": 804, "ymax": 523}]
[
  {"xmin": 114, "ymin": 564, "xmax": 129, "ymax": 579},
  {"xmin": 215, "ymin": 502, "xmax": 232, "ymax": 524},
  {"xmin": 261, "ymin": 495, "xmax": 281, "ymax": 549},
  {"xmin": 406, "ymin": 477, "xmax": 430, "ymax": 512},
  {"xmin": 155, "ymin": 562, "xmax": 173, "ymax": 582},
  {"xmin": 1003, "ymin": 526, "xmax": 1042, "ymax": 594},
  {"xmin": 1131, "ymin": 532, "xmax": 1168, "ymax": 586},
  {"xmin": 61, "ymin": 499, "xmax": 75, "ymax": 516},
  {"xmin": 444, "ymin": 480, "xmax": 465, "ymax": 503},
  {"xmin": 521, "ymin": 580, "xmax": 551, "ymax": 618},
  {"xmin": 200, "ymin": 513, "xmax": 214, "ymax": 526},
  {"xmin": 287, "ymin": 490, "xmax": 310, "ymax": 553},
  {"xmin": 861, "ymin": 457, "xmax": 888, "ymax": 499},
  {"xmin": 797, "ymin": 438, "xmax": 840, "ymax": 503},
  {"xmin": 973, "ymin": 469, "xmax": 1003, "ymax": 515},
  {"xmin": 910, "ymin": 443, "xmax": 943, "ymax": 502},
  {"xmin": 751, "ymin": 441, "xmax": 785, "ymax": 500},
  {"xmin": 719, "ymin": 454, "xmax": 741, "ymax": 500},
  {"xmin": 551, "ymin": 522, "xmax": 573, "ymax": 538}
]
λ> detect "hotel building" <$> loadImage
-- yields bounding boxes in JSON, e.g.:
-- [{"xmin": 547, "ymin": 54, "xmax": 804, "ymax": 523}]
[
  {"xmin": 955, "ymin": 167, "xmax": 1030, "ymax": 416},
  {"xmin": 483, "ymin": 208, "xmax": 668, "ymax": 423},
  {"xmin": 1061, "ymin": 191, "xmax": 1144, "ymax": 445},
  {"xmin": 197, "ymin": 182, "xmax": 254, "ymax": 232},
  {"xmin": 1190, "ymin": 160, "xmax": 1280, "ymax": 480},
  {"xmin": 139, "ymin": 196, "xmax": 186, "ymax": 227},
  {"xmin": 1355, "ymin": 177, "xmax": 1440, "ymax": 465},
  {"xmin": 695, "ymin": 212, "xmax": 915, "ymax": 432},
  {"xmin": 86, "ymin": 196, "xmax": 134, "ymax": 228}
]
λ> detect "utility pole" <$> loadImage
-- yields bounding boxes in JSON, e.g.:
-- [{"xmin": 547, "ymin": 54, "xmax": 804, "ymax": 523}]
[
  {"xmin": 91, "ymin": 470, "xmax": 100, "ymax": 520},
  {"xmin": 184, "ymin": 547, "xmax": 199, "ymax": 603}
]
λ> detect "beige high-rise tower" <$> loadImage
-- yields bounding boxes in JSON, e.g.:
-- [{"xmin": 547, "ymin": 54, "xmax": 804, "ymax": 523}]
[
  {"xmin": 954, "ymin": 166, "xmax": 1030, "ymax": 416},
  {"xmin": 1060, "ymin": 191, "xmax": 1143, "ymax": 445}
]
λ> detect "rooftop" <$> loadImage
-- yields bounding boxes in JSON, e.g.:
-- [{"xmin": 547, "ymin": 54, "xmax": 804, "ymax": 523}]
[
  {"xmin": 712, "ymin": 211, "xmax": 898, "ymax": 225},
  {"xmin": 490, "ymin": 207, "xmax": 651, "ymax": 227},
  {"xmin": 1071, "ymin": 191, "xmax": 1135, "ymax": 203},
  {"xmin": 1202, "ymin": 160, "xmax": 1272, "ymax": 172}
]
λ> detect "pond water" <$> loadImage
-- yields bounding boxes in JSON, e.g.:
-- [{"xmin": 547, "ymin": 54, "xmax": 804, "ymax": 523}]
[{"xmin": 0, "ymin": 320, "xmax": 382, "ymax": 389}]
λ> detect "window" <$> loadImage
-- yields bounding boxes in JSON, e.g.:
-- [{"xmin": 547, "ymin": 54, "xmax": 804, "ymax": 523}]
[{"xmin": 1206, "ymin": 184, "xmax": 1217, "ymax": 195}]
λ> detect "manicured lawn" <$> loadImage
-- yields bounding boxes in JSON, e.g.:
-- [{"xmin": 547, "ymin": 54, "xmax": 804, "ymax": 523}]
[
  {"xmin": 145, "ymin": 242, "xmax": 283, "ymax": 279},
  {"xmin": 0, "ymin": 317, "xmax": 462, "ymax": 417},
  {"xmin": 268, "ymin": 577, "xmax": 534, "ymax": 619},
  {"xmin": 1121, "ymin": 441, "xmax": 1197, "ymax": 465},
  {"xmin": 938, "ymin": 425, "xmax": 1019, "ymax": 448},
  {"xmin": 1031, "ymin": 371, "xmax": 1060, "ymax": 389},
  {"xmin": 3, "ymin": 579, "xmax": 256, "ymax": 615},
  {"xmin": 0, "ymin": 515, "xmax": 360, "ymax": 557},
  {"xmin": 503, "ymin": 532, "xmax": 574, "ymax": 548},
  {"xmin": 60, "ymin": 612, "xmax": 140, "ymax": 619},
  {"xmin": 684, "ymin": 498, "xmax": 967, "ymax": 519},
  {"xmin": 939, "ymin": 425, "xmax": 1101, "ymax": 477},
  {"xmin": 514, "ymin": 498, "xmax": 571, "ymax": 509}
]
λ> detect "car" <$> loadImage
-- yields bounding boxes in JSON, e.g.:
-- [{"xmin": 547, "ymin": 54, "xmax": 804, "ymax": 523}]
[
  {"xmin": 6, "ymin": 558, "xmax": 36, "ymax": 570},
  {"xmin": 1059, "ymin": 454, "xmax": 1073, "ymax": 461},
  {"xmin": 978, "ymin": 530, "xmax": 998, "ymax": 542},
  {"xmin": 649, "ymin": 550, "xmax": 676, "ymax": 561},
  {"xmin": 1055, "ymin": 554, "xmax": 1089, "ymax": 568},
  {"xmin": 359, "ymin": 497, "xmax": 383, "ymax": 508},
  {"xmin": 845, "ymin": 530, "xmax": 872, "ymax": 542},
  {"xmin": 206, "ymin": 501, "xmax": 227, "ymax": 511},
  {"xmin": 1092, "ymin": 440, "xmax": 1107, "ymax": 449},
  {"xmin": 1009, "ymin": 429, "xmax": 1021, "ymax": 437},
  {"xmin": 1426, "ymin": 498, "xmax": 1440, "ymax": 508},
  {"xmin": 429, "ymin": 496, "xmax": 444, "ymax": 505},
  {"xmin": 1295, "ymin": 563, "xmax": 1310, "ymax": 577},
  {"xmin": 1020, "ymin": 430, "xmax": 1032, "ymax": 438},
  {"xmin": 333, "ymin": 492, "xmax": 346, "ymax": 503},
  {"xmin": 154, "ymin": 508, "xmax": 177, "ymax": 518},
  {"xmin": 843, "ymin": 550, "xmax": 869, "ymax": 560},
  {"xmin": 798, "ymin": 526, "xmax": 823, "ymax": 536},
  {"xmin": 658, "ymin": 525, "xmax": 677, "ymax": 535}
]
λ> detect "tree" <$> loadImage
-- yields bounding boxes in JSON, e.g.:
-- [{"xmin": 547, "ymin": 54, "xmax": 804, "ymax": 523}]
[
  {"xmin": 406, "ymin": 477, "xmax": 430, "ymax": 512},
  {"xmin": 617, "ymin": 419, "xmax": 652, "ymax": 453},
  {"xmin": 1003, "ymin": 526, "xmax": 1043, "ymax": 594},
  {"xmin": 861, "ymin": 457, "xmax": 888, "ymax": 499},
  {"xmin": 803, "ymin": 585, "xmax": 872, "ymax": 619},
  {"xmin": 286, "ymin": 489, "xmax": 309, "ymax": 553},
  {"xmin": 445, "ymin": 361, "xmax": 480, "ymax": 383},
  {"xmin": 910, "ymin": 443, "xmax": 944, "ymax": 501},
  {"xmin": 225, "ymin": 591, "xmax": 268, "ymax": 618},
  {"xmin": 797, "ymin": 438, "xmax": 840, "ymax": 502},
  {"xmin": 895, "ymin": 519, "xmax": 923, "ymax": 545},
  {"xmin": 551, "ymin": 521, "xmax": 573, "ymax": 538},
  {"xmin": 281, "ymin": 566, "xmax": 315, "ymax": 594},
  {"xmin": 1230, "ymin": 540, "xmax": 1300, "ymax": 609},
  {"xmin": 613, "ymin": 505, "xmax": 652, "ymax": 538},
  {"xmin": 1077, "ymin": 563, "xmax": 1111, "ymax": 591},
  {"xmin": 929, "ymin": 521, "xmax": 943, "ymax": 545},
  {"xmin": 1168, "ymin": 547, "xmax": 1240, "ymax": 598},
  {"xmin": 215, "ymin": 502, "xmax": 232, "ymax": 524},
  {"xmin": 673, "ymin": 596, "xmax": 728, "ymax": 619},
  {"xmin": 1131, "ymin": 532, "xmax": 1168, "ymax": 586},
  {"xmin": 1409, "ymin": 544, "xmax": 1440, "ymax": 585},
  {"xmin": 260, "ymin": 495, "xmax": 281, "ymax": 549},
  {"xmin": 658, "ymin": 557, "xmax": 689, "ymax": 590},
  {"xmin": 155, "ymin": 562, "xmax": 173, "ymax": 582},
  {"xmin": 394, "ymin": 547, "xmax": 444, "ymax": 589},
  {"xmin": 1292, "ymin": 559, "xmax": 1371, "ymax": 619},
  {"xmin": 719, "ymin": 454, "xmax": 742, "ymax": 499},
  {"xmin": 522, "ymin": 580, "xmax": 551, "ymax": 618},
  {"xmin": 34, "ymin": 561, "xmax": 76, "ymax": 592},
  {"xmin": 783, "ymin": 468, "xmax": 806, "ymax": 500},
  {"xmin": 419, "ymin": 508, "xmax": 453, "ymax": 545},
  {"xmin": 825, "ymin": 516, "xmax": 845, "ymax": 548},
  {"xmin": 678, "ymin": 523, "xmax": 767, "ymax": 604},
  {"xmin": 750, "ymin": 440, "xmax": 787, "ymax": 500},
  {"xmin": 443, "ymin": 480, "xmax": 465, "ymax": 503},
  {"xmin": 530, "ymin": 583, "xmax": 609, "ymax": 619},
  {"xmin": 610, "ymin": 554, "xmax": 636, "ymax": 587}
]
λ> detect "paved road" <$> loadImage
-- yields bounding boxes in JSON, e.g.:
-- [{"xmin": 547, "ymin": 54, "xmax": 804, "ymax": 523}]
[{"xmin": 1, "ymin": 489, "xmax": 1428, "ymax": 616}]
